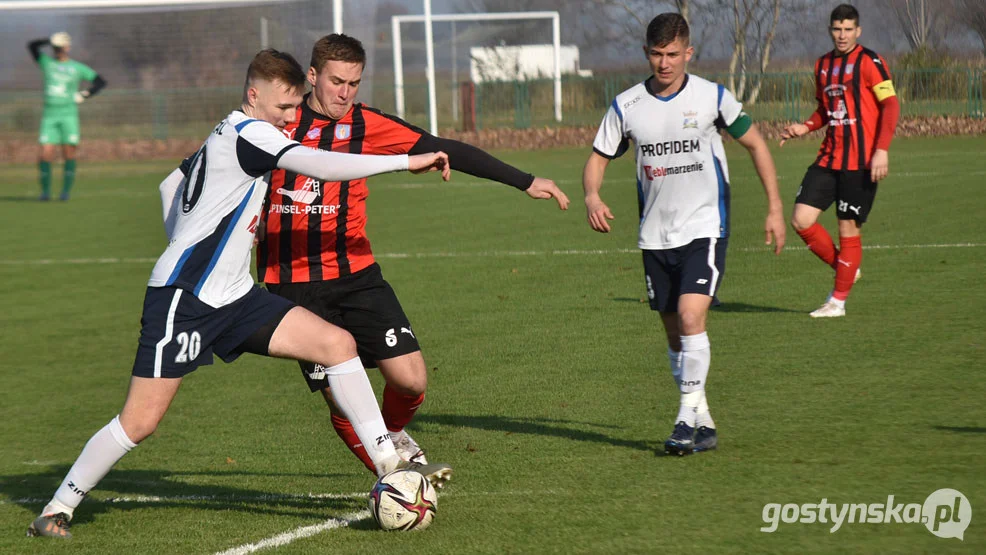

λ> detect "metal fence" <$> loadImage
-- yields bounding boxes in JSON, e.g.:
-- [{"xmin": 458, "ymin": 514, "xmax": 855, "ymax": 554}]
[
  {"xmin": 1, "ymin": 69, "xmax": 982, "ymax": 142},
  {"xmin": 469, "ymin": 68, "xmax": 986, "ymax": 130}
]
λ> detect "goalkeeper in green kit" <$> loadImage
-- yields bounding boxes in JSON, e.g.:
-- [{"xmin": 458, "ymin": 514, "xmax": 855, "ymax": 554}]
[{"xmin": 28, "ymin": 32, "xmax": 106, "ymax": 201}]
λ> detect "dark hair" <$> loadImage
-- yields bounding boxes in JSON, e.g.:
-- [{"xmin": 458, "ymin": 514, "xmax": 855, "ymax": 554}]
[
  {"xmin": 244, "ymin": 49, "xmax": 306, "ymax": 95},
  {"xmin": 310, "ymin": 34, "xmax": 366, "ymax": 71},
  {"xmin": 830, "ymin": 3, "xmax": 860, "ymax": 25},
  {"xmin": 646, "ymin": 13, "xmax": 690, "ymax": 47}
]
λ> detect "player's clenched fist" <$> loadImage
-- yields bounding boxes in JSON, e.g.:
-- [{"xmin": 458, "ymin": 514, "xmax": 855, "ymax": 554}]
[{"xmin": 408, "ymin": 151, "xmax": 451, "ymax": 181}]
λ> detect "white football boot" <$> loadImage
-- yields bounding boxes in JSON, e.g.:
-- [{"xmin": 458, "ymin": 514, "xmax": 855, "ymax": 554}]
[
  {"xmin": 810, "ymin": 299, "xmax": 846, "ymax": 318},
  {"xmin": 391, "ymin": 430, "xmax": 428, "ymax": 464}
]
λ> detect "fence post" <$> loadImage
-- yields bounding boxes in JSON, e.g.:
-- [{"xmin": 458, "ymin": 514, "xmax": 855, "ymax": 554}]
[
  {"xmin": 459, "ymin": 81, "xmax": 476, "ymax": 132},
  {"xmin": 475, "ymin": 83, "xmax": 483, "ymax": 130},
  {"xmin": 153, "ymin": 93, "xmax": 168, "ymax": 140},
  {"xmin": 979, "ymin": 69, "xmax": 985, "ymax": 118},
  {"xmin": 784, "ymin": 73, "xmax": 792, "ymax": 121},
  {"xmin": 971, "ymin": 68, "xmax": 984, "ymax": 119},
  {"xmin": 514, "ymin": 81, "xmax": 531, "ymax": 129}
]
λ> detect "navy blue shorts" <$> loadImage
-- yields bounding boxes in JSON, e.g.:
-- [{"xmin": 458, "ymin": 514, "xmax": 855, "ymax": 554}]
[
  {"xmin": 642, "ymin": 237, "xmax": 727, "ymax": 313},
  {"xmin": 132, "ymin": 285, "xmax": 295, "ymax": 378},
  {"xmin": 266, "ymin": 263, "xmax": 419, "ymax": 392}
]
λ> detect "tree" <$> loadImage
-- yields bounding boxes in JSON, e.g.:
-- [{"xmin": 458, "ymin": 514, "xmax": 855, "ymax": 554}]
[
  {"xmin": 957, "ymin": 0, "xmax": 986, "ymax": 53},
  {"xmin": 716, "ymin": 0, "xmax": 784, "ymax": 104},
  {"xmin": 879, "ymin": 0, "xmax": 940, "ymax": 50}
]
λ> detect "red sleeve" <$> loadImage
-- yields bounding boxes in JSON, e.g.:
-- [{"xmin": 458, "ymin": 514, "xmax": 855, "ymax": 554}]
[
  {"xmin": 862, "ymin": 52, "xmax": 892, "ymax": 89},
  {"xmin": 875, "ymin": 96, "xmax": 899, "ymax": 151},
  {"xmin": 804, "ymin": 104, "xmax": 826, "ymax": 131},
  {"xmin": 361, "ymin": 108, "xmax": 424, "ymax": 155}
]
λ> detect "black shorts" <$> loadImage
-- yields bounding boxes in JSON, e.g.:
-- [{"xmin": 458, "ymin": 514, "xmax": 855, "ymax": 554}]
[
  {"xmin": 266, "ymin": 263, "xmax": 420, "ymax": 392},
  {"xmin": 132, "ymin": 285, "xmax": 294, "ymax": 379},
  {"xmin": 795, "ymin": 164, "xmax": 878, "ymax": 223},
  {"xmin": 643, "ymin": 238, "xmax": 727, "ymax": 313}
]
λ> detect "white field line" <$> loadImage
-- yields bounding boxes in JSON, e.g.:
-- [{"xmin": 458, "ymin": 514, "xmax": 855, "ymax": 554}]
[
  {"xmin": 0, "ymin": 242, "xmax": 984, "ymax": 268},
  {"xmin": 2, "ymin": 488, "xmax": 552, "ymax": 507},
  {"xmin": 210, "ymin": 489, "xmax": 555, "ymax": 555},
  {"xmin": 213, "ymin": 511, "xmax": 370, "ymax": 555},
  {"xmin": 2, "ymin": 489, "xmax": 554, "ymax": 554}
]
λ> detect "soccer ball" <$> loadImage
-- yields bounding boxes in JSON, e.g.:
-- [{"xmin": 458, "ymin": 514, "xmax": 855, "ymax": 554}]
[{"xmin": 368, "ymin": 469, "xmax": 438, "ymax": 531}]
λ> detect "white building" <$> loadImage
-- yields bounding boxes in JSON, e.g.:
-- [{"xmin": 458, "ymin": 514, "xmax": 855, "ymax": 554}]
[{"xmin": 470, "ymin": 44, "xmax": 592, "ymax": 83}]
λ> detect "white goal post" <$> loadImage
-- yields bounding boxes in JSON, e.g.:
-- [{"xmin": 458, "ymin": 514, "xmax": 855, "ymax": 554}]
[{"xmin": 392, "ymin": 10, "xmax": 562, "ymax": 136}]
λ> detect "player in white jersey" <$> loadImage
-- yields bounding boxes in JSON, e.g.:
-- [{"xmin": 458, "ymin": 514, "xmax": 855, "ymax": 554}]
[
  {"xmin": 28, "ymin": 49, "xmax": 452, "ymax": 539},
  {"xmin": 583, "ymin": 14, "xmax": 785, "ymax": 456}
]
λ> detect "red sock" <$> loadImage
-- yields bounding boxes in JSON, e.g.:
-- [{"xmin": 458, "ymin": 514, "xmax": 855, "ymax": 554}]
[
  {"xmin": 832, "ymin": 235, "xmax": 862, "ymax": 301},
  {"xmin": 330, "ymin": 413, "xmax": 376, "ymax": 473},
  {"xmin": 382, "ymin": 384, "xmax": 424, "ymax": 433},
  {"xmin": 796, "ymin": 223, "xmax": 839, "ymax": 270}
]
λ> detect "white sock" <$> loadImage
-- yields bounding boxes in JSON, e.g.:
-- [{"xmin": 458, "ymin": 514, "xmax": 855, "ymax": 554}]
[
  {"xmin": 678, "ymin": 333, "xmax": 711, "ymax": 428},
  {"xmin": 676, "ymin": 392, "xmax": 700, "ymax": 426},
  {"xmin": 324, "ymin": 356, "xmax": 401, "ymax": 476},
  {"xmin": 667, "ymin": 347, "xmax": 682, "ymax": 386},
  {"xmin": 45, "ymin": 415, "xmax": 137, "ymax": 519},
  {"xmin": 696, "ymin": 391, "xmax": 716, "ymax": 429}
]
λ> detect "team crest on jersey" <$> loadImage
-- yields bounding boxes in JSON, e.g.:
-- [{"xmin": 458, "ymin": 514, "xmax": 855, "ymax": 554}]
[
  {"xmin": 682, "ymin": 110, "xmax": 699, "ymax": 129},
  {"xmin": 306, "ymin": 127, "xmax": 322, "ymax": 141},
  {"xmin": 832, "ymin": 66, "xmax": 841, "ymax": 77},
  {"xmin": 824, "ymin": 84, "xmax": 846, "ymax": 98},
  {"xmin": 845, "ymin": 63, "xmax": 854, "ymax": 75},
  {"xmin": 335, "ymin": 124, "xmax": 351, "ymax": 140}
]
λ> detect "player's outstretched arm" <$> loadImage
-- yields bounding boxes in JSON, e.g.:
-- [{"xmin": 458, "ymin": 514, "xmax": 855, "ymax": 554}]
[
  {"xmin": 779, "ymin": 104, "xmax": 825, "ymax": 147},
  {"xmin": 410, "ymin": 134, "xmax": 567, "ymax": 208},
  {"xmin": 525, "ymin": 177, "xmax": 570, "ymax": 210},
  {"xmin": 583, "ymin": 152, "xmax": 614, "ymax": 233},
  {"xmin": 736, "ymin": 125, "xmax": 785, "ymax": 254},
  {"xmin": 278, "ymin": 147, "xmax": 415, "ymax": 183}
]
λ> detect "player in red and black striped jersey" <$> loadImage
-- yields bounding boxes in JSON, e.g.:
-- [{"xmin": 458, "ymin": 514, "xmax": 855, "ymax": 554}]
[
  {"xmin": 258, "ymin": 34, "xmax": 569, "ymax": 477},
  {"xmin": 780, "ymin": 4, "xmax": 900, "ymax": 318}
]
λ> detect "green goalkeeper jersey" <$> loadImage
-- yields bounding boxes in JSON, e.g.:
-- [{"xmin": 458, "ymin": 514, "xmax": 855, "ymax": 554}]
[{"xmin": 38, "ymin": 52, "xmax": 97, "ymax": 112}]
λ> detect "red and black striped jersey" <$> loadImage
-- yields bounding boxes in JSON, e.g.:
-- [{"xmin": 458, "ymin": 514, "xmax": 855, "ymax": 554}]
[
  {"xmin": 258, "ymin": 98, "xmax": 424, "ymax": 283},
  {"xmin": 811, "ymin": 44, "xmax": 894, "ymax": 171}
]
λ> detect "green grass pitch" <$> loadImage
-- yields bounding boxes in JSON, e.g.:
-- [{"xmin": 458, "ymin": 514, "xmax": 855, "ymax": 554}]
[{"xmin": 0, "ymin": 135, "xmax": 984, "ymax": 554}]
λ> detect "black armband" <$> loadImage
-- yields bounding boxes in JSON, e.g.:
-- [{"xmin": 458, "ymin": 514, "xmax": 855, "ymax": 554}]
[{"xmin": 410, "ymin": 134, "xmax": 535, "ymax": 191}]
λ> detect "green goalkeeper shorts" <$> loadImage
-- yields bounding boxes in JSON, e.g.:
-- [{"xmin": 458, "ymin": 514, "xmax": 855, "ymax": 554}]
[{"xmin": 38, "ymin": 111, "xmax": 81, "ymax": 145}]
